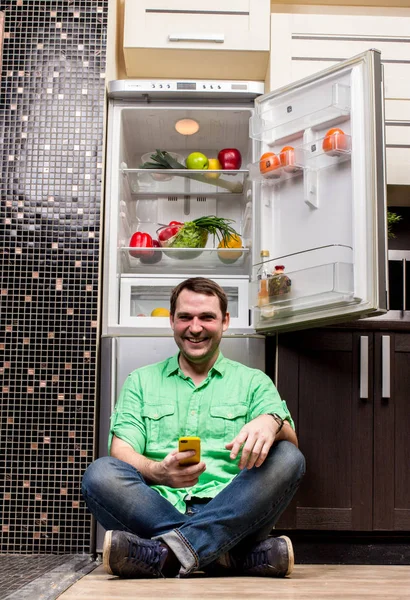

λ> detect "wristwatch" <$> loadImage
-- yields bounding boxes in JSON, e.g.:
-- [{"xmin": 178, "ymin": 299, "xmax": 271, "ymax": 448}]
[{"xmin": 266, "ymin": 413, "xmax": 284, "ymax": 432}]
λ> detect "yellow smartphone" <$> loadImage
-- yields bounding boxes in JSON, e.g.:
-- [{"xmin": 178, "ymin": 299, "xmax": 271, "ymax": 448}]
[{"xmin": 178, "ymin": 436, "xmax": 201, "ymax": 465}]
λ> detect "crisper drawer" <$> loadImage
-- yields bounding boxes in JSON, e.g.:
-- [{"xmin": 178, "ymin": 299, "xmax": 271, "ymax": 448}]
[
  {"xmin": 120, "ymin": 277, "xmax": 250, "ymax": 329},
  {"xmin": 122, "ymin": 0, "xmax": 270, "ymax": 79}
]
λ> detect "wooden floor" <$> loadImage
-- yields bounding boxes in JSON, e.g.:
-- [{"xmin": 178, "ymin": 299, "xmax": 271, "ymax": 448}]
[{"xmin": 58, "ymin": 564, "xmax": 410, "ymax": 599}]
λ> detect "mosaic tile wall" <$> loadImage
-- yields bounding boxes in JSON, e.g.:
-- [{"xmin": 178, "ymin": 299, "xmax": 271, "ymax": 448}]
[{"xmin": 0, "ymin": 0, "xmax": 107, "ymax": 553}]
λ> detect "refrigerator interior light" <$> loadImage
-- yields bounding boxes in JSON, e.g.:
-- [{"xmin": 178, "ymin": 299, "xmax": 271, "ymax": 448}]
[{"xmin": 175, "ymin": 118, "xmax": 199, "ymax": 135}]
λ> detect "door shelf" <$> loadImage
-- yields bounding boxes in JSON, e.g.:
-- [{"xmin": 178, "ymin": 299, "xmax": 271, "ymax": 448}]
[
  {"xmin": 122, "ymin": 168, "xmax": 248, "ymax": 196},
  {"xmin": 248, "ymin": 134, "xmax": 352, "ymax": 185},
  {"xmin": 120, "ymin": 247, "xmax": 251, "ymax": 276},
  {"xmin": 253, "ymin": 262, "xmax": 357, "ymax": 323},
  {"xmin": 250, "ymin": 83, "xmax": 351, "ymax": 144}
]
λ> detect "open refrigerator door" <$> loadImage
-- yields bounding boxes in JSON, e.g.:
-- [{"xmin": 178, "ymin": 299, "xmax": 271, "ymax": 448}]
[{"xmin": 248, "ymin": 49, "xmax": 388, "ymax": 333}]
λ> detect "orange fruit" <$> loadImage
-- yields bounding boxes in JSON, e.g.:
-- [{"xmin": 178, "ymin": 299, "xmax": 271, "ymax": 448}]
[
  {"xmin": 259, "ymin": 152, "xmax": 281, "ymax": 178},
  {"xmin": 279, "ymin": 146, "xmax": 301, "ymax": 173},
  {"xmin": 322, "ymin": 128, "xmax": 349, "ymax": 156}
]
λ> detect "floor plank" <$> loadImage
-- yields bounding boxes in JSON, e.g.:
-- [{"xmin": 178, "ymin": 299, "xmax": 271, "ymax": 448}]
[{"xmin": 58, "ymin": 564, "xmax": 410, "ymax": 599}]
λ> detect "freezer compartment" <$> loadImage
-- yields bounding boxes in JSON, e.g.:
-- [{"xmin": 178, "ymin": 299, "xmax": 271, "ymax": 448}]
[
  {"xmin": 119, "ymin": 277, "xmax": 250, "ymax": 328},
  {"xmin": 122, "ymin": 167, "xmax": 248, "ymax": 195},
  {"xmin": 120, "ymin": 247, "xmax": 251, "ymax": 275},
  {"xmin": 253, "ymin": 262, "xmax": 356, "ymax": 324},
  {"xmin": 248, "ymin": 133, "xmax": 352, "ymax": 185},
  {"xmin": 249, "ymin": 82, "xmax": 351, "ymax": 144}
]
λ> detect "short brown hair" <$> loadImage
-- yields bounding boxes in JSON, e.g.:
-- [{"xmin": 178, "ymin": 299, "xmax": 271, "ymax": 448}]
[{"xmin": 170, "ymin": 277, "xmax": 228, "ymax": 318}]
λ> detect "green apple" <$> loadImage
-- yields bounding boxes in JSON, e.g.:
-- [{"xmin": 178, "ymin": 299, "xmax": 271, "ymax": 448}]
[{"xmin": 186, "ymin": 152, "xmax": 209, "ymax": 170}]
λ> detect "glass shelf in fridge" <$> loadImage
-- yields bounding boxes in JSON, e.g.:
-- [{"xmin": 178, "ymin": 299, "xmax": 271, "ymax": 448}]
[
  {"xmin": 122, "ymin": 167, "xmax": 248, "ymax": 196},
  {"xmin": 120, "ymin": 247, "xmax": 251, "ymax": 276}
]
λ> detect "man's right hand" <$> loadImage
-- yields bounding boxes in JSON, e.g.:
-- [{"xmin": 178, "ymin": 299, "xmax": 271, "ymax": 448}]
[{"xmin": 151, "ymin": 450, "xmax": 206, "ymax": 488}]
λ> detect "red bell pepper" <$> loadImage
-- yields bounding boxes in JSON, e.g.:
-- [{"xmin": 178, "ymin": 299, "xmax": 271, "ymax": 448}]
[{"xmin": 129, "ymin": 231, "xmax": 154, "ymax": 258}]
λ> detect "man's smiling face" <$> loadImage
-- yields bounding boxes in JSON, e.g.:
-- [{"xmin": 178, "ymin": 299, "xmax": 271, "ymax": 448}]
[{"xmin": 170, "ymin": 289, "xmax": 230, "ymax": 365}]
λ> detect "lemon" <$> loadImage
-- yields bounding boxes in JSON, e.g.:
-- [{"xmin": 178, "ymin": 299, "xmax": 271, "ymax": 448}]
[
  {"xmin": 206, "ymin": 158, "xmax": 222, "ymax": 179},
  {"xmin": 151, "ymin": 307, "xmax": 170, "ymax": 317}
]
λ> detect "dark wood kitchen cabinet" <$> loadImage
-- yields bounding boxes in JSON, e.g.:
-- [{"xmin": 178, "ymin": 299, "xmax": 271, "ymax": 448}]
[{"xmin": 273, "ymin": 328, "xmax": 410, "ymax": 531}]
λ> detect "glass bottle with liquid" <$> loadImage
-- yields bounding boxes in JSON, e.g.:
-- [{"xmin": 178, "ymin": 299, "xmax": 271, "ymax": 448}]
[{"xmin": 257, "ymin": 250, "xmax": 275, "ymax": 318}]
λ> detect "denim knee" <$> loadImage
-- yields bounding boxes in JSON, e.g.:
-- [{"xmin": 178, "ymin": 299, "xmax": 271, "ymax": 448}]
[
  {"xmin": 81, "ymin": 456, "xmax": 123, "ymax": 499},
  {"xmin": 281, "ymin": 440, "xmax": 305, "ymax": 480},
  {"xmin": 266, "ymin": 440, "xmax": 306, "ymax": 484}
]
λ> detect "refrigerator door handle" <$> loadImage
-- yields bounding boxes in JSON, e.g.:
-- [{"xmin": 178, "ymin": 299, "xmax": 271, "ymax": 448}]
[
  {"xmin": 403, "ymin": 259, "xmax": 407, "ymax": 311},
  {"xmin": 382, "ymin": 335, "xmax": 391, "ymax": 399},
  {"xmin": 359, "ymin": 335, "xmax": 369, "ymax": 400},
  {"xmin": 168, "ymin": 33, "xmax": 225, "ymax": 43}
]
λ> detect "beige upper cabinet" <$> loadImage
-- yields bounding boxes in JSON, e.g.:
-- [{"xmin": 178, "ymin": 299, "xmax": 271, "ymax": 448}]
[
  {"xmin": 122, "ymin": 0, "xmax": 270, "ymax": 80},
  {"xmin": 268, "ymin": 10, "xmax": 410, "ymax": 186}
]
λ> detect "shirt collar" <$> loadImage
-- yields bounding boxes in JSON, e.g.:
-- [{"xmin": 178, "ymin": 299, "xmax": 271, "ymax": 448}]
[{"xmin": 165, "ymin": 351, "xmax": 227, "ymax": 378}]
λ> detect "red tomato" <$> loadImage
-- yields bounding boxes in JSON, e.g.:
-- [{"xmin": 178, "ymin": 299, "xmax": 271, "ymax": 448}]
[
  {"xmin": 259, "ymin": 152, "xmax": 281, "ymax": 179},
  {"xmin": 158, "ymin": 223, "xmax": 182, "ymax": 241},
  {"xmin": 322, "ymin": 128, "xmax": 349, "ymax": 156},
  {"xmin": 279, "ymin": 146, "xmax": 301, "ymax": 173}
]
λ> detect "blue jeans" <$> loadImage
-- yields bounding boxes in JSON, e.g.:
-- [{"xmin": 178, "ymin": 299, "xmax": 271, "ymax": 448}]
[{"xmin": 81, "ymin": 441, "xmax": 305, "ymax": 574}]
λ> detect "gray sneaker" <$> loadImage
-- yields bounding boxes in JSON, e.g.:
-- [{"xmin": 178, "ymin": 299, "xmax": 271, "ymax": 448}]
[
  {"xmin": 240, "ymin": 535, "xmax": 294, "ymax": 577},
  {"xmin": 103, "ymin": 530, "xmax": 169, "ymax": 578}
]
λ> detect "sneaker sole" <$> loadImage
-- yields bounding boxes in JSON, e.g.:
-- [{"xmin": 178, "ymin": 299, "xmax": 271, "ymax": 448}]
[
  {"xmin": 279, "ymin": 535, "xmax": 294, "ymax": 576},
  {"xmin": 103, "ymin": 530, "xmax": 114, "ymax": 575}
]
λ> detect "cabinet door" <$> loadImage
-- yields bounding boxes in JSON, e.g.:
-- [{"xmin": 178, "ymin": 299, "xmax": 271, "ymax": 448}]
[
  {"xmin": 268, "ymin": 10, "xmax": 410, "ymax": 185},
  {"xmin": 122, "ymin": 0, "xmax": 270, "ymax": 80},
  {"xmin": 275, "ymin": 330, "xmax": 373, "ymax": 530},
  {"xmin": 373, "ymin": 332, "xmax": 410, "ymax": 530}
]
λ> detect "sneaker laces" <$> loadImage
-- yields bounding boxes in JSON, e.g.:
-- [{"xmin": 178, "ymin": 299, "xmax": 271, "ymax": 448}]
[
  {"xmin": 128, "ymin": 539, "xmax": 164, "ymax": 573},
  {"xmin": 243, "ymin": 547, "xmax": 269, "ymax": 570}
]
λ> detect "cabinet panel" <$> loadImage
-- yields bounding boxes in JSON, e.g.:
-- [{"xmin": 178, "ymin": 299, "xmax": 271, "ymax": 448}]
[
  {"xmin": 374, "ymin": 332, "xmax": 410, "ymax": 530},
  {"xmin": 269, "ymin": 11, "xmax": 410, "ymax": 186},
  {"xmin": 276, "ymin": 330, "xmax": 373, "ymax": 530},
  {"xmin": 122, "ymin": 0, "xmax": 270, "ymax": 80}
]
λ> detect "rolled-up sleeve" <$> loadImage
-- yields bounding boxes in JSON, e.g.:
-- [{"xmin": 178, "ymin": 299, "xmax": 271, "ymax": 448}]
[
  {"xmin": 248, "ymin": 371, "xmax": 295, "ymax": 429},
  {"xmin": 108, "ymin": 372, "xmax": 147, "ymax": 455}
]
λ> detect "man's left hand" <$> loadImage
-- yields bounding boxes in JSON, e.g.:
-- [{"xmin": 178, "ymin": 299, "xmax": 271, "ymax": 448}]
[{"xmin": 225, "ymin": 414, "xmax": 280, "ymax": 470}]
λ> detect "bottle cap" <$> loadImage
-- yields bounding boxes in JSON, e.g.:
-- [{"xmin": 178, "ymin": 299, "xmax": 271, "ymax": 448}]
[{"xmin": 260, "ymin": 250, "xmax": 270, "ymax": 258}]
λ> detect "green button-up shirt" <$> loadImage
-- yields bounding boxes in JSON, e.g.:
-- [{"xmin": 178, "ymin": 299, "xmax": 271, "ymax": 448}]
[{"xmin": 109, "ymin": 352, "xmax": 294, "ymax": 513}]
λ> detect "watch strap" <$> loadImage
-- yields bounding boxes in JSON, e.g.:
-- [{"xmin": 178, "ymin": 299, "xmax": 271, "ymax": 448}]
[{"xmin": 266, "ymin": 412, "xmax": 284, "ymax": 432}]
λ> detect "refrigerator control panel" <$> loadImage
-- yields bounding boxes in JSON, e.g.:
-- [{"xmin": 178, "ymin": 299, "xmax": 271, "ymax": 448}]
[{"xmin": 108, "ymin": 79, "xmax": 265, "ymax": 99}]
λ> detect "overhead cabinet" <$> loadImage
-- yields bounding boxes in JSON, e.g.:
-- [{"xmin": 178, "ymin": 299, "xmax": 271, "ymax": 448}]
[
  {"xmin": 122, "ymin": 0, "xmax": 271, "ymax": 80},
  {"xmin": 268, "ymin": 10, "xmax": 410, "ymax": 186}
]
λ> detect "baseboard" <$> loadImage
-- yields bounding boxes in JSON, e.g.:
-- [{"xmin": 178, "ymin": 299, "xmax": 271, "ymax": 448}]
[{"xmin": 274, "ymin": 531, "xmax": 410, "ymax": 565}]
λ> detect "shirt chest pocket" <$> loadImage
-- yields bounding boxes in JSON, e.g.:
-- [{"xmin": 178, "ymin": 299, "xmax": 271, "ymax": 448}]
[
  {"xmin": 209, "ymin": 404, "xmax": 248, "ymax": 441},
  {"xmin": 142, "ymin": 404, "xmax": 175, "ymax": 448}
]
